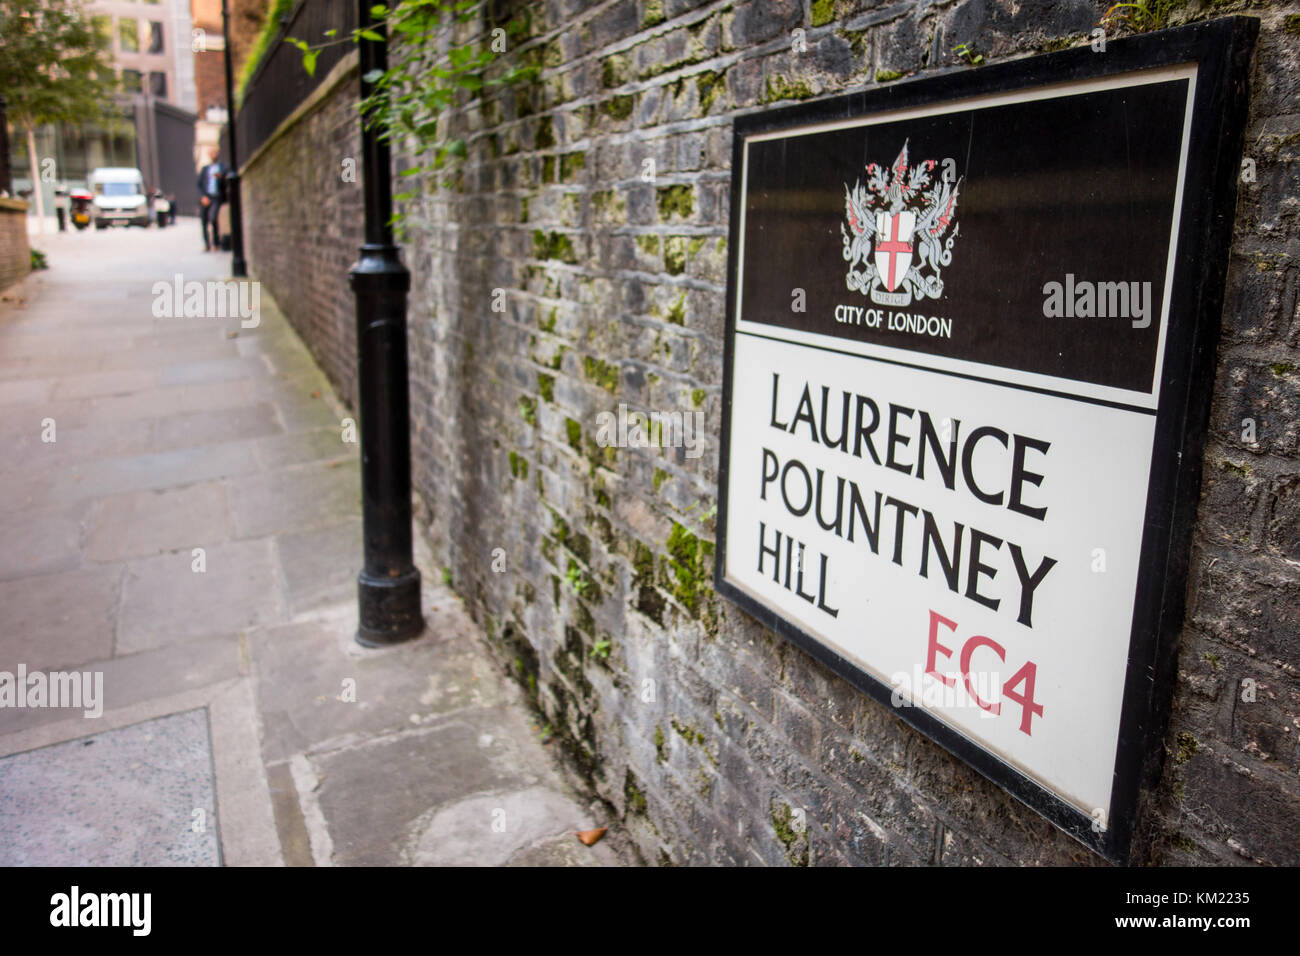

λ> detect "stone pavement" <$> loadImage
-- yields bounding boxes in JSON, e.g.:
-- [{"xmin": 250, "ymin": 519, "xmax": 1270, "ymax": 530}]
[{"xmin": 0, "ymin": 221, "xmax": 626, "ymax": 866}]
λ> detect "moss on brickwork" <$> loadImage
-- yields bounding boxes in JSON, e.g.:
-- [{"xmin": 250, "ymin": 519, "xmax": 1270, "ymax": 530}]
[
  {"xmin": 691, "ymin": 388, "xmax": 705, "ymax": 408},
  {"xmin": 696, "ymin": 70, "xmax": 725, "ymax": 111},
  {"xmin": 666, "ymin": 292, "xmax": 686, "ymax": 325},
  {"xmin": 518, "ymin": 395, "xmax": 537, "ymax": 427},
  {"xmin": 664, "ymin": 522, "xmax": 714, "ymax": 616},
  {"xmin": 602, "ymin": 94, "xmax": 636, "ymax": 120},
  {"xmin": 540, "ymin": 306, "xmax": 557, "ymax": 332},
  {"xmin": 1286, "ymin": 13, "xmax": 1300, "ymax": 34},
  {"xmin": 533, "ymin": 229, "xmax": 578, "ymax": 263},
  {"xmin": 654, "ymin": 725, "xmax": 667, "ymax": 762},
  {"xmin": 664, "ymin": 236, "xmax": 688, "ymax": 275},
  {"xmin": 534, "ymin": 115, "xmax": 555, "ymax": 149},
  {"xmin": 764, "ymin": 74, "xmax": 815, "ymax": 104},
  {"xmin": 838, "ymin": 27, "xmax": 868, "ymax": 56},
  {"xmin": 771, "ymin": 801, "xmax": 809, "ymax": 866},
  {"xmin": 636, "ymin": 234, "xmax": 661, "ymax": 256},
  {"xmin": 641, "ymin": 0, "xmax": 666, "ymax": 29},
  {"xmin": 657, "ymin": 184, "xmax": 693, "ymax": 219},
  {"xmin": 1038, "ymin": 35, "xmax": 1080, "ymax": 53},
  {"xmin": 624, "ymin": 769, "xmax": 649, "ymax": 815},
  {"xmin": 603, "ymin": 54, "xmax": 629, "ymax": 88},
  {"xmin": 561, "ymin": 151, "xmax": 586, "ymax": 181},
  {"xmin": 671, "ymin": 717, "xmax": 706, "ymax": 748},
  {"xmin": 593, "ymin": 189, "xmax": 627, "ymax": 223},
  {"xmin": 565, "ymin": 417, "xmax": 582, "ymax": 450},
  {"xmin": 543, "ymin": 38, "xmax": 563, "ymax": 69},
  {"xmin": 538, "ymin": 372, "xmax": 555, "ymax": 403},
  {"xmin": 811, "ymin": 0, "xmax": 836, "ymax": 27},
  {"xmin": 508, "ymin": 450, "xmax": 529, "ymax": 479},
  {"xmin": 876, "ymin": 69, "xmax": 904, "ymax": 82},
  {"xmin": 584, "ymin": 356, "xmax": 620, "ymax": 392}
]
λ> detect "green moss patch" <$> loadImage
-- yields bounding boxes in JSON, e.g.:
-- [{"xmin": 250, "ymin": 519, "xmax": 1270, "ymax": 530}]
[
  {"xmin": 602, "ymin": 94, "xmax": 636, "ymax": 120},
  {"xmin": 584, "ymin": 356, "xmax": 620, "ymax": 392},
  {"xmin": 664, "ymin": 522, "xmax": 714, "ymax": 616},
  {"xmin": 657, "ymin": 184, "xmax": 694, "ymax": 220},
  {"xmin": 764, "ymin": 74, "xmax": 814, "ymax": 104}
]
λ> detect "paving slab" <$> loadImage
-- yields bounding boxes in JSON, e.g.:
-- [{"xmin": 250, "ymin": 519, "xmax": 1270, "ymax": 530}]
[
  {"xmin": 0, "ymin": 418, "xmax": 155, "ymax": 478},
  {"xmin": 409, "ymin": 785, "xmax": 611, "ymax": 866},
  {"xmin": 228, "ymin": 460, "xmax": 361, "ymax": 539},
  {"xmin": 116, "ymin": 537, "xmax": 281, "ymax": 654},
  {"xmin": 158, "ymin": 356, "xmax": 259, "ymax": 387},
  {"xmin": 249, "ymin": 605, "xmax": 502, "ymax": 763},
  {"xmin": 87, "ymin": 482, "xmax": 231, "ymax": 562},
  {"xmin": 253, "ymin": 428, "xmax": 356, "ymax": 470},
  {"xmin": 0, "ymin": 565, "xmax": 121, "ymax": 671},
  {"xmin": 153, "ymin": 404, "xmax": 282, "ymax": 450},
  {"xmin": 0, "ymin": 503, "xmax": 90, "ymax": 581},
  {"xmin": 308, "ymin": 714, "xmax": 529, "ymax": 867},
  {"xmin": 0, "ymin": 634, "xmax": 244, "ymax": 737}
]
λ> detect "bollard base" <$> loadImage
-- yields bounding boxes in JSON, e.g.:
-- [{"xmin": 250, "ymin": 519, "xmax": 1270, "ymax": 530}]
[{"xmin": 356, "ymin": 568, "xmax": 424, "ymax": 647}]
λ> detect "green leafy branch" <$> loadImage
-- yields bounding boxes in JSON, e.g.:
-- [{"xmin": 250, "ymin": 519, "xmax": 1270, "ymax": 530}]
[{"xmin": 286, "ymin": 1, "xmax": 537, "ymax": 208}]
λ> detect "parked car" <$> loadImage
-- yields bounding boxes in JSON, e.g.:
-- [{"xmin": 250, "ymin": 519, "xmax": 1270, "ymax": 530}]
[{"xmin": 87, "ymin": 167, "xmax": 151, "ymax": 229}]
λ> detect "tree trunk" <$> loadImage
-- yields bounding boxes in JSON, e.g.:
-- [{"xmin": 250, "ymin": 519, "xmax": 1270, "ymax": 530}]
[{"xmin": 24, "ymin": 123, "xmax": 45, "ymax": 235}]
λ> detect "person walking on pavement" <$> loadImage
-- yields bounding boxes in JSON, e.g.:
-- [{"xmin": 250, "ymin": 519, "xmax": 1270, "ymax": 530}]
[{"xmin": 197, "ymin": 150, "xmax": 227, "ymax": 252}]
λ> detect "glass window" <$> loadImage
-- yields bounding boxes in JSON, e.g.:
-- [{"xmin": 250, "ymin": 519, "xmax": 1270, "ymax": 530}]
[
  {"xmin": 122, "ymin": 69, "xmax": 142, "ymax": 92},
  {"xmin": 148, "ymin": 22, "xmax": 163, "ymax": 54},
  {"xmin": 149, "ymin": 72, "xmax": 167, "ymax": 97},
  {"xmin": 119, "ymin": 18, "xmax": 139, "ymax": 52}
]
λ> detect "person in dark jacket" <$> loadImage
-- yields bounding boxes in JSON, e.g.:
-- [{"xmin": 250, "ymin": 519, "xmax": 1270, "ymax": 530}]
[{"xmin": 197, "ymin": 150, "xmax": 226, "ymax": 251}]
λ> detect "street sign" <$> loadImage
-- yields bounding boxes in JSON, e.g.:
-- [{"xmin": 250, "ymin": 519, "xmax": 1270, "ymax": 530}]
[{"xmin": 715, "ymin": 18, "xmax": 1257, "ymax": 862}]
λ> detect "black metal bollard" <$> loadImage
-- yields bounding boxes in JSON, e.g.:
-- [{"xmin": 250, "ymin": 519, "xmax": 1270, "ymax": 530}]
[
  {"xmin": 349, "ymin": 0, "xmax": 422, "ymax": 646},
  {"xmin": 220, "ymin": 0, "xmax": 247, "ymax": 277}
]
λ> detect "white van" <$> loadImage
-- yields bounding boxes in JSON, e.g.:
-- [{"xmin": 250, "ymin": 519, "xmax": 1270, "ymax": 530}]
[{"xmin": 87, "ymin": 167, "xmax": 151, "ymax": 229}]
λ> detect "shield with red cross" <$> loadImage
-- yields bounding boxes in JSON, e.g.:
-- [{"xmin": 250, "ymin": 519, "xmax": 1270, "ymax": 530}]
[{"xmin": 873, "ymin": 210, "xmax": 915, "ymax": 292}]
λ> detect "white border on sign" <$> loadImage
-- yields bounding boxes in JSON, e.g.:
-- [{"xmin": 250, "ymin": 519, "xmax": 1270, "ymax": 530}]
[{"xmin": 734, "ymin": 63, "xmax": 1199, "ymax": 412}]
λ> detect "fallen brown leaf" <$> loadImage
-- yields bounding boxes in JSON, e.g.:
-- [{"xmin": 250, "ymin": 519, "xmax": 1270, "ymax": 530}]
[{"xmin": 576, "ymin": 827, "xmax": 607, "ymax": 847}]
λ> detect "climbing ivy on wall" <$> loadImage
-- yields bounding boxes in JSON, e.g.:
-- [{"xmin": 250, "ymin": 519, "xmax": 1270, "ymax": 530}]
[{"xmin": 287, "ymin": 1, "xmax": 536, "ymax": 205}]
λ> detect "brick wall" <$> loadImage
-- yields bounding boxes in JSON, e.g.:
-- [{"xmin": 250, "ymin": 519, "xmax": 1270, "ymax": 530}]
[
  {"xmin": 0, "ymin": 201, "xmax": 30, "ymax": 293},
  {"xmin": 241, "ymin": 0, "xmax": 1300, "ymax": 866},
  {"xmin": 242, "ymin": 61, "xmax": 364, "ymax": 409}
]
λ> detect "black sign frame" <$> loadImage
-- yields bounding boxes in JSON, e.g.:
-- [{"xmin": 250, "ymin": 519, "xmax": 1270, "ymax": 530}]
[{"xmin": 714, "ymin": 17, "xmax": 1258, "ymax": 863}]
